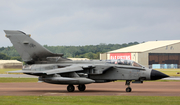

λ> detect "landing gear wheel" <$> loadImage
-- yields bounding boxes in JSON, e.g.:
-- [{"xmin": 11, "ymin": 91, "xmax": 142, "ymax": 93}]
[
  {"xmin": 78, "ymin": 84, "xmax": 86, "ymax": 91},
  {"xmin": 67, "ymin": 85, "xmax": 75, "ymax": 92},
  {"xmin": 126, "ymin": 87, "xmax": 132, "ymax": 92},
  {"xmin": 125, "ymin": 80, "xmax": 132, "ymax": 92}
]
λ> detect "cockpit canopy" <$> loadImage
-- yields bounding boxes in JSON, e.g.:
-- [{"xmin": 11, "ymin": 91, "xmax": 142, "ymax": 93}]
[{"xmin": 106, "ymin": 59, "xmax": 143, "ymax": 67}]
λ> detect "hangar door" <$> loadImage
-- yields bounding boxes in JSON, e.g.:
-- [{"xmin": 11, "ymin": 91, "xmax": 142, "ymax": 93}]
[{"xmin": 149, "ymin": 53, "xmax": 180, "ymax": 65}]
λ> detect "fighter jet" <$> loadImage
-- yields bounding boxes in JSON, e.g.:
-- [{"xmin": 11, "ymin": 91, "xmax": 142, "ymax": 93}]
[{"xmin": 4, "ymin": 30, "xmax": 169, "ymax": 92}]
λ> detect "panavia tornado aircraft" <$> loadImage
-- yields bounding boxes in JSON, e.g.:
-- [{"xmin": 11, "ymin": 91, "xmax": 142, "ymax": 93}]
[{"xmin": 4, "ymin": 30, "xmax": 169, "ymax": 92}]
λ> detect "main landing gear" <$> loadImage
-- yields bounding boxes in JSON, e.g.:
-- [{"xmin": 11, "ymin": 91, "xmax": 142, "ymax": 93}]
[
  {"xmin": 67, "ymin": 84, "xmax": 86, "ymax": 92},
  {"xmin": 78, "ymin": 84, "xmax": 86, "ymax": 91},
  {"xmin": 67, "ymin": 84, "xmax": 75, "ymax": 92},
  {"xmin": 125, "ymin": 80, "xmax": 132, "ymax": 92}
]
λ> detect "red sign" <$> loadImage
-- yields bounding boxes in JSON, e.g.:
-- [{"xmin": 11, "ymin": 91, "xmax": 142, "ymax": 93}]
[{"xmin": 110, "ymin": 53, "xmax": 131, "ymax": 60}]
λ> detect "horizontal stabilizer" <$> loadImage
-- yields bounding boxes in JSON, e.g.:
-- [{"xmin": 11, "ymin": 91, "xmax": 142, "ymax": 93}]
[
  {"xmin": 8, "ymin": 70, "xmax": 44, "ymax": 74},
  {"xmin": 8, "ymin": 65, "xmax": 84, "ymax": 75}
]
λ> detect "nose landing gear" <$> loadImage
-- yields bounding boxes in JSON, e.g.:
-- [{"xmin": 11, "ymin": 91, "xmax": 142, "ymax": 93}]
[{"xmin": 125, "ymin": 80, "xmax": 132, "ymax": 92}]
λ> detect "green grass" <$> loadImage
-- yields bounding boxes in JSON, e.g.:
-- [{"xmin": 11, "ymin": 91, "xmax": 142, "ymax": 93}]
[
  {"xmin": 0, "ymin": 96, "xmax": 179, "ymax": 105},
  {"xmin": 156, "ymin": 69, "xmax": 180, "ymax": 77},
  {"xmin": 0, "ymin": 78, "xmax": 38, "ymax": 83},
  {"xmin": 0, "ymin": 68, "xmax": 21, "ymax": 74}
]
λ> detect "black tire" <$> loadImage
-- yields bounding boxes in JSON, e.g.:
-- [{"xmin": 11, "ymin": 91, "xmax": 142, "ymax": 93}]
[
  {"xmin": 78, "ymin": 84, "xmax": 86, "ymax": 91},
  {"xmin": 126, "ymin": 87, "xmax": 132, "ymax": 92},
  {"xmin": 67, "ymin": 85, "xmax": 75, "ymax": 92}
]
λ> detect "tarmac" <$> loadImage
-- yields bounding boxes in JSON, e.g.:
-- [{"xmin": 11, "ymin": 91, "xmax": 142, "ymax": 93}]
[
  {"xmin": 0, "ymin": 74, "xmax": 180, "ymax": 96},
  {"xmin": 0, "ymin": 81, "xmax": 180, "ymax": 96}
]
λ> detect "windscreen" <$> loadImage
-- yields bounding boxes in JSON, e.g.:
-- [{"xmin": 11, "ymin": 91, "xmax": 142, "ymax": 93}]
[{"xmin": 106, "ymin": 59, "xmax": 143, "ymax": 67}]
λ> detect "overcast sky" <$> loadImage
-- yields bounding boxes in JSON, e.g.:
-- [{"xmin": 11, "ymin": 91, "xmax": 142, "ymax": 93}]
[{"xmin": 0, "ymin": 0, "xmax": 180, "ymax": 47}]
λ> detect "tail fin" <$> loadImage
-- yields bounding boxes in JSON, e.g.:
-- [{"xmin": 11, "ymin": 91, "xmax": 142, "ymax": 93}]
[{"xmin": 4, "ymin": 30, "xmax": 63, "ymax": 64}]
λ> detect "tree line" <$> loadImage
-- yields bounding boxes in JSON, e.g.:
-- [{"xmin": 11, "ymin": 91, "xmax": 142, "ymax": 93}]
[{"xmin": 0, "ymin": 42, "xmax": 139, "ymax": 61}]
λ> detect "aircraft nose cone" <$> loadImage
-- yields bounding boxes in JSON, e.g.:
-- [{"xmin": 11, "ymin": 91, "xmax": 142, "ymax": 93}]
[{"xmin": 151, "ymin": 69, "xmax": 169, "ymax": 80}]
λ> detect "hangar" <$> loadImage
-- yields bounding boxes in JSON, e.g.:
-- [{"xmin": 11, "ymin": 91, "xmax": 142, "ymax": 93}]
[
  {"xmin": 100, "ymin": 40, "xmax": 180, "ymax": 68},
  {"xmin": 0, "ymin": 60, "xmax": 22, "ymax": 69}
]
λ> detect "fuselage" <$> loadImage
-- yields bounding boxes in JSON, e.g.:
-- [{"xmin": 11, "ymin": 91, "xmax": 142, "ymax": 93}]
[{"xmin": 24, "ymin": 59, "xmax": 153, "ymax": 85}]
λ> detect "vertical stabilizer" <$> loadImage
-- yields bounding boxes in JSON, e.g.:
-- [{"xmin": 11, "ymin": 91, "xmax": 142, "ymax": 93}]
[{"xmin": 4, "ymin": 30, "xmax": 63, "ymax": 64}]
